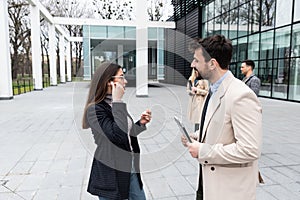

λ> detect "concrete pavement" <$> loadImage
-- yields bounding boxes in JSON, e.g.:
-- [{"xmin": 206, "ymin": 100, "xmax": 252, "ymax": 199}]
[{"xmin": 0, "ymin": 82, "xmax": 300, "ymax": 200}]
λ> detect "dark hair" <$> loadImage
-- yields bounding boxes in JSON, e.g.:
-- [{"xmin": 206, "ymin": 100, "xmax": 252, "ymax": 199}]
[
  {"xmin": 82, "ymin": 62, "xmax": 122, "ymax": 129},
  {"xmin": 189, "ymin": 34, "xmax": 233, "ymax": 69},
  {"xmin": 242, "ymin": 59, "xmax": 255, "ymax": 69}
]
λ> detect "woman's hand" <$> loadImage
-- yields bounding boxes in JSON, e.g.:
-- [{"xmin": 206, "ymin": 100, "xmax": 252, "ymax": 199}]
[
  {"xmin": 191, "ymin": 86, "xmax": 197, "ymax": 94},
  {"xmin": 111, "ymin": 81, "xmax": 124, "ymax": 101},
  {"xmin": 139, "ymin": 109, "xmax": 152, "ymax": 125}
]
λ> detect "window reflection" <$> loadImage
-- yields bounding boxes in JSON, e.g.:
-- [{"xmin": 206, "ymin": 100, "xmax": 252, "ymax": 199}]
[
  {"xmin": 202, "ymin": 0, "xmax": 298, "ymax": 101},
  {"xmin": 290, "ymin": 24, "xmax": 300, "ymax": 100}
]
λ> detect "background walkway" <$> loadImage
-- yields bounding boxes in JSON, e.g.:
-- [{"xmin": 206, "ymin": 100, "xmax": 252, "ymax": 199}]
[{"xmin": 0, "ymin": 82, "xmax": 299, "ymax": 200}]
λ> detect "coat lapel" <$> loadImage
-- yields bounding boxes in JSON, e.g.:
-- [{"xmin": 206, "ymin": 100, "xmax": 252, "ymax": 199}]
[{"xmin": 201, "ymin": 72, "xmax": 234, "ymax": 142}]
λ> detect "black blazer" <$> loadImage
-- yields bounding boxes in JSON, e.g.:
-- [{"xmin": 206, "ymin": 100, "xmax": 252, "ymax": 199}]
[{"xmin": 86, "ymin": 101, "xmax": 146, "ymax": 200}]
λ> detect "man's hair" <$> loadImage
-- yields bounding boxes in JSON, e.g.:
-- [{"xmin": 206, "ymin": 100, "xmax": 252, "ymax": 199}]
[
  {"xmin": 189, "ymin": 34, "xmax": 233, "ymax": 70},
  {"xmin": 242, "ymin": 59, "xmax": 255, "ymax": 70}
]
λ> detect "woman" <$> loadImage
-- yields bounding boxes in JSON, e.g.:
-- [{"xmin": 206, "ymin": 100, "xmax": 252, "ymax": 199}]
[
  {"xmin": 82, "ymin": 62, "xmax": 151, "ymax": 200},
  {"xmin": 187, "ymin": 68, "xmax": 209, "ymax": 131}
]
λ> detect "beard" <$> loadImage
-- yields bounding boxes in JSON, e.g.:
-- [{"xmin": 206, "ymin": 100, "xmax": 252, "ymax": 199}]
[{"xmin": 194, "ymin": 68, "xmax": 203, "ymax": 79}]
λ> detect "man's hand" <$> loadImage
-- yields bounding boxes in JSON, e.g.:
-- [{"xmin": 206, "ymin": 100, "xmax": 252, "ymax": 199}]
[
  {"xmin": 181, "ymin": 133, "xmax": 198, "ymax": 147},
  {"xmin": 187, "ymin": 140, "xmax": 200, "ymax": 158}
]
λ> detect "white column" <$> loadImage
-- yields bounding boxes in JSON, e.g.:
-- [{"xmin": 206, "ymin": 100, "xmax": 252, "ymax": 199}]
[
  {"xmin": 117, "ymin": 44, "xmax": 124, "ymax": 68},
  {"xmin": 59, "ymin": 34, "xmax": 66, "ymax": 83},
  {"xmin": 30, "ymin": 4, "xmax": 43, "ymax": 90},
  {"xmin": 136, "ymin": 0, "xmax": 148, "ymax": 97},
  {"xmin": 49, "ymin": 24, "xmax": 57, "ymax": 86},
  {"xmin": 66, "ymin": 41, "xmax": 72, "ymax": 82},
  {"xmin": 0, "ymin": 0, "xmax": 13, "ymax": 99}
]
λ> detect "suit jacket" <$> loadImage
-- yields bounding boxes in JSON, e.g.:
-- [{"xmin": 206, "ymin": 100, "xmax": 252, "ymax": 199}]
[
  {"xmin": 198, "ymin": 72, "xmax": 262, "ymax": 200},
  {"xmin": 242, "ymin": 74, "xmax": 261, "ymax": 96},
  {"xmin": 86, "ymin": 101, "xmax": 146, "ymax": 200}
]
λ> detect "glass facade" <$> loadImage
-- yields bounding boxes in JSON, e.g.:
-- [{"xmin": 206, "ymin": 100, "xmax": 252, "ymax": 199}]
[
  {"xmin": 202, "ymin": 0, "xmax": 300, "ymax": 101},
  {"xmin": 82, "ymin": 25, "xmax": 165, "ymax": 81}
]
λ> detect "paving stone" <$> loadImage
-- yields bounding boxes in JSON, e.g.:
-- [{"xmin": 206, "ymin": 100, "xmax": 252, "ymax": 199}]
[{"xmin": 1, "ymin": 83, "xmax": 300, "ymax": 199}]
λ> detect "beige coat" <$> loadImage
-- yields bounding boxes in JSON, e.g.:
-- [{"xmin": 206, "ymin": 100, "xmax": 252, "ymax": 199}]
[
  {"xmin": 187, "ymin": 79, "xmax": 209, "ymax": 123},
  {"xmin": 198, "ymin": 72, "xmax": 262, "ymax": 200}
]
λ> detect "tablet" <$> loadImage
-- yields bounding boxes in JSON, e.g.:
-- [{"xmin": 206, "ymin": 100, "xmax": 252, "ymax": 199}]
[{"xmin": 174, "ymin": 116, "xmax": 192, "ymax": 143}]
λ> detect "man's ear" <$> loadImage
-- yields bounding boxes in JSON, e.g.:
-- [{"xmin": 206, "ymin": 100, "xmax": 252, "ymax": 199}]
[{"xmin": 210, "ymin": 59, "xmax": 218, "ymax": 70}]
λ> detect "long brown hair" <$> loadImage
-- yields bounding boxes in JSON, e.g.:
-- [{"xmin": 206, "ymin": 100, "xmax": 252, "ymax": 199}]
[{"xmin": 82, "ymin": 62, "xmax": 122, "ymax": 129}]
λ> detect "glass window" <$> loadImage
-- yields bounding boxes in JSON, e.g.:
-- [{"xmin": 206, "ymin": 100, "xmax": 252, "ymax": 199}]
[
  {"xmin": 237, "ymin": 37, "xmax": 247, "ymax": 61},
  {"xmin": 157, "ymin": 28, "xmax": 164, "ymax": 40},
  {"xmin": 83, "ymin": 25, "xmax": 90, "ymax": 37},
  {"xmin": 261, "ymin": 0, "xmax": 275, "ymax": 29},
  {"xmin": 232, "ymin": 39, "xmax": 238, "ymax": 62},
  {"xmin": 292, "ymin": 24, "xmax": 300, "ymax": 58},
  {"xmin": 214, "ymin": 17, "xmax": 221, "ymax": 35},
  {"xmin": 272, "ymin": 59, "xmax": 288, "ymax": 99},
  {"xmin": 148, "ymin": 28, "xmax": 157, "ymax": 40},
  {"xmin": 221, "ymin": 23, "xmax": 229, "ymax": 38},
  {"xmin": 248, "ymin": 34, "xmax": 259, "ymax": 61},
  {"xmin": 202, "ymin": 23, "xmax": 208, "ymax": 37},
  {"xmin": 238, "ymin": 3, "xmax": 248, "ymax": 26},
  {"xmin": 207, "ymin": 19, "xmax": 214, "ymax": 36},
  {"xmin": 289, "ymin": 57, "xmax": 300, "ymax": 101},
  {"xmin": 202, "ymin": 5, "xmax": 207, "ymax": 22},
  {"xmin": 107, "ymin": 26, "xmax": 124, "ymax": 39},
  {"xmin": 239, "ymin": 0, "xmax": 248, "ymax": 6},
  {"xmin": 207, "ymin": 1, "xmax": 214, "ymax": 21},
  {"xmin": 124, "ymin": 27, "xmax": 135, "ymax": 39},
  {"xmin": 90, "ymin": 26, "xmax": 107, "ymax": 38},
  {"xmin": 259, "ymin": 60, "xmax": 272, "ymax": 97},
  {"xmin": 222, "ymin": 0, "xmax": 230, "ymax": 11},
  {"xmin": 289, "ymin": 24, "xmax": 300, "ymax": 101},
  {"xmin": 245, "ymin": 1, "xmax": 258, "ymax": 34},
  {"xmin": 229, "ymin": 17, "xmax": 238, "ymax": 39},
  {"xmin": 230, "ymin": 63, "xmax": 238, "ymax": 78},
  {"xmin": 274, "ymin": 26, "xmax": 291, "ymax": 59},
  {"xmin": 295, "ymin": 0, "xmax": 300, "ymax": 22},
  {"xmin": 260, "ymin": 30, "xmax": 274, "ymax": 60},
  {"xmin": 275, "ymin": 0, "xmax": 292, "ymax": 27},
  {"xmin": 214, "ymin": 0, "xmax": 222, "ymax": 18},
  {"xmin": 236, "ymin": 62, "xmax": 243, "ymax": 79}
]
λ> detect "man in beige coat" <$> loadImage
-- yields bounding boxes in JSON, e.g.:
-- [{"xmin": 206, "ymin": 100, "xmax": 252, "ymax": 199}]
[{"xmin": 184, "ymin": 35, "xmax": 262, "ymax": 200}]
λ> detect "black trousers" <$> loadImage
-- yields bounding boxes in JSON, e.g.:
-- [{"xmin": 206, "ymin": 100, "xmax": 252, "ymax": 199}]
[{"xmin": 196, "ymin": 164, "xmax": 203, "ymax": 200}]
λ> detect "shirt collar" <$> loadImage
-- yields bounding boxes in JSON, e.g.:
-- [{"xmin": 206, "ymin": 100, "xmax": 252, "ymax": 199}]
[{"xmin": 210, "ymin": 70, "xmax": 230, "ymax": 94}]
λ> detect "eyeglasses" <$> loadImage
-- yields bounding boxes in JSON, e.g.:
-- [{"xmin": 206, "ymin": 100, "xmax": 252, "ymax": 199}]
[{"xmin": 112, "ymin": 75, "xmax": 126, "ymax": 80}]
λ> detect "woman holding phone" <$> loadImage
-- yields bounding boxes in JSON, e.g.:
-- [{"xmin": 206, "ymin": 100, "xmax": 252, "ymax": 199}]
[{"xmin": 82, "ymin": 62, "xmax": 151, "ymax": 200}]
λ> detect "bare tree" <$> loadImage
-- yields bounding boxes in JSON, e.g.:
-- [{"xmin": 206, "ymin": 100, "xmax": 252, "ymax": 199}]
[
  {"xmin": 41, "ymin": 0, "xmax": 88, "ymax": 77},
  {"xmin": 261, "ymin": 0, "xmax": 275, "ymax": 26},
  {"xmin": 40, "ymin": 18, "xmax": 50, "ymax": 80},
  {"xmin": 92, "ymin": 0, "xmax": 134, "ymax": 20},
  {"xmin": 239, "ymin": 0, "xmax": 275, "ymax": 31},
  {"xmin": 92, "ymin": 0, "xmax": 173, "ymax": 21},
  {"xmin": 8, "ymin": 0, "xmax": 30, "ymax": 79},
  {"xmin": 148, "ymin": 0, "xmax": 173, "ymax": 21}
]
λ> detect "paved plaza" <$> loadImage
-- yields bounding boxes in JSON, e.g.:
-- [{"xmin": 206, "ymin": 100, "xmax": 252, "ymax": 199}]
[{"xmin": 0, "ymin": 82, "xmax": 300, "ymax": 200}]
